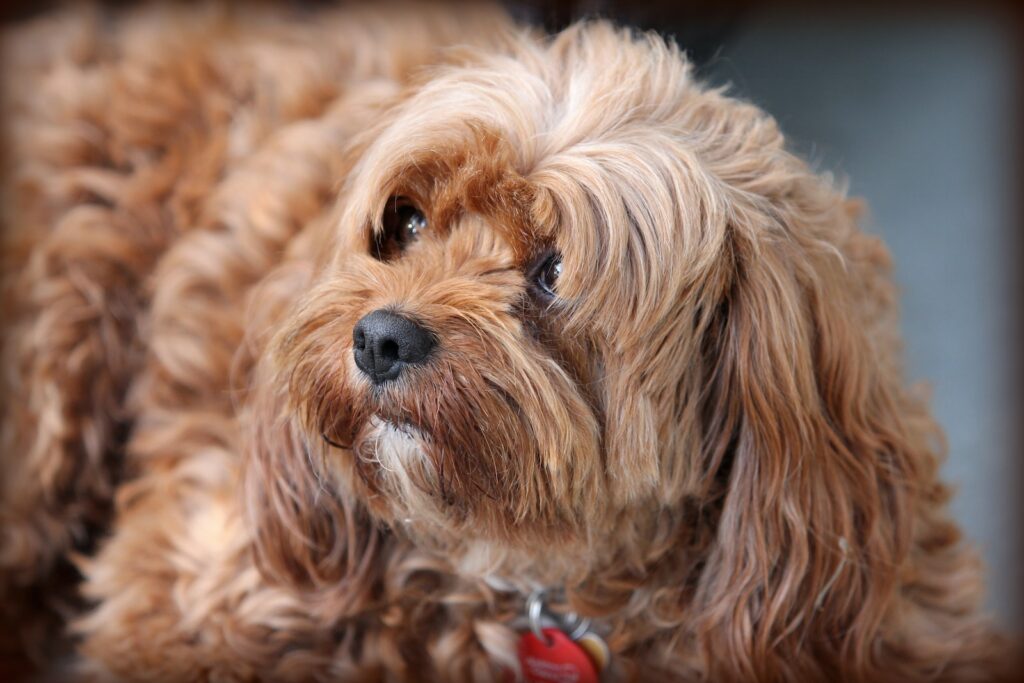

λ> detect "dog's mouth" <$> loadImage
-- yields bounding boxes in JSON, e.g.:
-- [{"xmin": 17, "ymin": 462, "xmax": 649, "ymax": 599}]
[
  {"xmin": 309, "ymin": 353, "xmax": 540, "ymax": 523},
  {"xmin": 369, "ymin": 415, "xmax": 423, "ymax": 446},
  {"xmin": 348, "ymin": 412, "xmax": 432, "ymax": 469},
  {"xmin": 348, "ymin": 413, "xmax": 473, "ymax": 520},
  {"xmin": 360, "ymin": 416, "xmax": 426, "ymax": 457},
  {"xmin": 335, "ymin": 391, "xmax": 509, "ymax": 515},
  {"xmin": 323, "ymin": 411, "xmax": 420, "ymax": 450}
]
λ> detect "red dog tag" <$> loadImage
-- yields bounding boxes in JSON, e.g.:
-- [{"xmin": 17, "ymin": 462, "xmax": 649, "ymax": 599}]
[{"xmin": 517, "ymin": 628, "xmax": 599, "ymax": 683}]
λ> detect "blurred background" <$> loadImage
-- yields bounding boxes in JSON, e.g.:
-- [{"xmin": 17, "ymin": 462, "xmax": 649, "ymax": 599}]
[{"xmin": 2, "ymin": 0, "xmax": 1020, "ymax": 630}]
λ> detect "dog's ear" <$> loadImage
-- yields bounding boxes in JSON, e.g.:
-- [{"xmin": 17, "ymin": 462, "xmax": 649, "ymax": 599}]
[
  {"xmin": 242, "ymin": 374, "xmax": 381, "ymax": 594},
  {"xmin": 240, "ymin": 260, "xmax": 382, "ymax": 601},
  {"xmin": 693, "ymin": 192, "xmax": 937, "ymax": 679}
]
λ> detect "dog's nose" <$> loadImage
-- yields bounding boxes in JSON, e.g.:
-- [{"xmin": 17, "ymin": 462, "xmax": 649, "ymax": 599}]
[{"xmin": 352, "ymin": 309, "xmax": 435, "ymax": 384}]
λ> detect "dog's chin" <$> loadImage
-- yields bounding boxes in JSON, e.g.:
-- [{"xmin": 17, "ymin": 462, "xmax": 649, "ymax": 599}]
[
  {"xmin": 348, "ymin": 418, "xmax": 538, "ymax": 574},
  {"xmin": 348, "ymin": 415, "xmax": 457, "ymax": 531},
  {"xmin": 353, "ymin": 415, "xmax": 428, "ymax": 477},
  {"xmin": 361, "ymin": 415, "xmax": 427, "ymax": 464}
]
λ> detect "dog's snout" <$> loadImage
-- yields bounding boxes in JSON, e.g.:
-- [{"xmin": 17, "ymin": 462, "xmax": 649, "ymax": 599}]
[{"xmin": 353, "ymin": 309, "xmax": 435, "ymax": 384}]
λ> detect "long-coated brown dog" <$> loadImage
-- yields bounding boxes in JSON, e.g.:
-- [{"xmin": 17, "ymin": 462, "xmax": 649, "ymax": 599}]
[{"xmin": 0, "ymin": 3, "xmax": 1008, "ymax": 681}]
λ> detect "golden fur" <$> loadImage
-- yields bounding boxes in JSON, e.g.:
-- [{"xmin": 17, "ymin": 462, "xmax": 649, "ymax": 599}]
[{"xmin": 0, "ymin": 3, "xmax": 1008, "ymax": 681}]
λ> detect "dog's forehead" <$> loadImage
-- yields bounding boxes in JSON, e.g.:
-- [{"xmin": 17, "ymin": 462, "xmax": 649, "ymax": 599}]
[
  {"xmin": 345, "ymin": 30, "xmax": 711, "ymax": 286},
  {"xmin": 405, "ymin": 143, "xmax": 544, "ymax": 252}
]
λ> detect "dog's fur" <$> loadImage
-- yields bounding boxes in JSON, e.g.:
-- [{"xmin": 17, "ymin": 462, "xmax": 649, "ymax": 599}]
[{"xmin": 0, "ymin": 3, "xmax": 1007, "ymax": 681}]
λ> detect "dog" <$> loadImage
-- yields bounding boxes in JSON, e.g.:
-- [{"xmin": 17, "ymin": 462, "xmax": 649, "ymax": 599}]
[{"xmin": 0, "ymin": 3, "xmax": 1007, "ymax": 681}]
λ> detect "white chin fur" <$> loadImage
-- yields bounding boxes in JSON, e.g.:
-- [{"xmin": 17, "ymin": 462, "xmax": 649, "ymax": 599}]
[
  {"xmin": 364, "ymin": 417, "xmax": 449, "ymax": 527},
  {"xmin": 365, "ymin": 416, "xmax": 426, "ymax": 469}
]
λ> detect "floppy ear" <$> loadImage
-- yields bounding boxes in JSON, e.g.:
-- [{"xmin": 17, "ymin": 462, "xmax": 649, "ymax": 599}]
[
  {"xmin": 236, "ymin": 98, "xmax": 397, "ymax": 595},
  {"xmin": 240, "ymin": 255, "xmax": 382, "ymax": 600},
  {"xmin": 243, "ymin": 370, "xmax": 381, "ymax": 595},
  {"xmin": 693, "ymin": 193, "xmax": 937, "ymax": 680}
]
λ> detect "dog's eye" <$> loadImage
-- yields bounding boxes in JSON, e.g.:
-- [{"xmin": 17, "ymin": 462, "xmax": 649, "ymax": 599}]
[
  {"xmin": 373, "ymin": 197, "xmax": 427, "ymax": 260},
  {"xmin": 534, "ymin": 252, "xmax": 562, "ymax": 297}
]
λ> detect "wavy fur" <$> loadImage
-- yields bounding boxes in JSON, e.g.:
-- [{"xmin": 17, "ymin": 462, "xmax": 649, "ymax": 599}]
[{"xmin": 0, "ymin": 3, "xmax": 1007, "ymax": 681}]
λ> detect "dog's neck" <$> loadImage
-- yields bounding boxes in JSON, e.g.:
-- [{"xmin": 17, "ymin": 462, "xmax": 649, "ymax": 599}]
[{"xmin": 433, "ymin": 502, "xmax": 716, "ymax": 614}]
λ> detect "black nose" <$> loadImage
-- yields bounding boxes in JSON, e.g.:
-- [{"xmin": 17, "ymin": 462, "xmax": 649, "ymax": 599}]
[{"xmin": 352, "ymin": 309, "xmax": 435, "ymax": 384}]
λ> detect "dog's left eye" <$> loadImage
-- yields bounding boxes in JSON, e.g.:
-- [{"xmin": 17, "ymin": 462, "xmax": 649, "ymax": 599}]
[
  {"xmin": 534, "ymin": 252, "xmax": 562, "ymax": 297},
  {"xmin": 373, "ymin": 196, "xmax": 427, "ymax": 260}
]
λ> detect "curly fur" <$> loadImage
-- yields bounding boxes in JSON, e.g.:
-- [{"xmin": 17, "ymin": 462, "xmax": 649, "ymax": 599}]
[{"xmin": 0, "ymin": 3, "xmax": 1008, "ymax": 681}]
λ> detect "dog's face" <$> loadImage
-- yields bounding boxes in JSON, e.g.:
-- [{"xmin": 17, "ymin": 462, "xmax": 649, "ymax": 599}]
[{"xmin": 276, "ymin": 25, "xmax": 732, "ymax": 553}]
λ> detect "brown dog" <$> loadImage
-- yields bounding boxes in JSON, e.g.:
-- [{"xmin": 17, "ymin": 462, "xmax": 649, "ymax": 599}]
[{"xmin": 0, "ymin": 3, "xmax": 1005, "ymax": 681}]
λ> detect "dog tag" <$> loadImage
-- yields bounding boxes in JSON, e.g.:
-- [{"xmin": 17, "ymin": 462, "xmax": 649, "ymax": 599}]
[{"xmin": 517, "ymin": 627, "xmax": 599, "ymax": 683}]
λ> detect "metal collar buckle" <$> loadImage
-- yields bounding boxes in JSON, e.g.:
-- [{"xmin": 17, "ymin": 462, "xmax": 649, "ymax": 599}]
[{"xmin": 526, "ymin": 589, "xmax": 590, "ymax": 645}]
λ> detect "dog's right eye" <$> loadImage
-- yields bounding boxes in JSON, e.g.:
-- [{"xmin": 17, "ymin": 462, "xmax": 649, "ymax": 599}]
[{"xmin": 372, "ymin": 196, "xmax": 427, "ymax": 260}]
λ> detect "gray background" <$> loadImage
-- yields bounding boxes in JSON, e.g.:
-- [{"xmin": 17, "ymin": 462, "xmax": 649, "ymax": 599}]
[{"xmin": 706, "ymin": 9, "xmax": 1018, "ymax": 628}]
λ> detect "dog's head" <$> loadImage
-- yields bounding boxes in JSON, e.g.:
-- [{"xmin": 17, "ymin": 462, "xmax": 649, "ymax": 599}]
[
  {"xmin": 265, "ymin": 23, "xmax": 735, "ymax": 550},
  {"xmin": 245, "ymin": 20, "xmax": 927, "ymax": 665}
]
